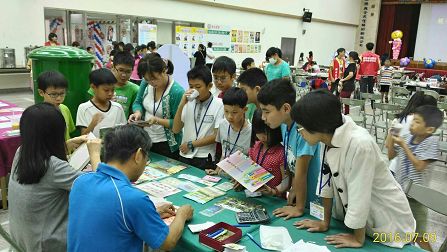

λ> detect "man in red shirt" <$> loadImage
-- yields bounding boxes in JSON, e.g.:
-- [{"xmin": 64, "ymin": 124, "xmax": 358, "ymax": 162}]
[
  {"xmin": 44, "ymin": 33, "xmax": 61, "ymax": 46},
  {"xmin": 328, "ymin": 48, "xmax": 346, "ymax": 94},
  {"xmin": 359, "ymin": 42, "xmax": 381, "ymax": 107}
]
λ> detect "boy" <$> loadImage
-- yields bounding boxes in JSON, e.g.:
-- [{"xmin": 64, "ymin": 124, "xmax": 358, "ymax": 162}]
[
  {"xmin": 37, "ymin": 71, "xmax": 75, "ymax": 140},
  {"xmin": 387, "ymin": 105, "xmax": 443, "ymax": 251},
  {"xmin": 241, "ymin": 57, "xmax": 256, "ymax": 71},
  {"xmin": 257, "ymin": 79, "xmax": 320, "ymax": 219},
  {"xmin": 237, "ymin": 68, "xmax": 267, "ymax": 122},
  {"xmin": 379, "ymin": 59, "xmax": 394, "ymax": 103},
  {"xmin": 88, "ymin": 51, "xmax": 139, "ymax": 119},
  {"xmin": 77, "ymin": 68, "xmax": 126, "ymax": 137},
  {"xmin": 68, "ymin": 125, "xmax": 193, "ymax": 252},
  {"xmin": 205, "ymin": 87, "xmax": 252, "ymax": 175},
  {"xmin": 172, "ymin": 65, "xmax": 224, "ymax": 170},
  {"xmin": 212, "ymin": 56, "xmax": 236, "ymax": 98}
]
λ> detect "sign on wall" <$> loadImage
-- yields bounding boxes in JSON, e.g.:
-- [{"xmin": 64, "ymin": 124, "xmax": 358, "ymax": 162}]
[
  {"xmin": 175, "ymin": 26, "xmax": 207, "ymax": 56},
  {"xmin": 138, "ymin": 24, "xmax": 157, "ymax": 45},
  {"xmin": 206, "ymin": 24, "xmax": 231, "ymax": 52},
  {"xmin": 230, "ymin": 29, "xmax": 261, "ymax": 53}
]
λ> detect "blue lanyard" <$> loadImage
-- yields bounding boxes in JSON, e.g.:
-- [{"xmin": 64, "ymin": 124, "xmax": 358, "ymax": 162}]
[
  {"xmin": 153, "ymin": 76, "xmax": 169, "ymax": 116},
  {"xmin": 283, "ymin": 122, "xmax": 295, "ymax": 171},
  {"xmin": 318, "ymin": 145, "xmax": 332, "ymax": 195},
  {"xmin": 224, "ymin": 123, "xmax": 243, "ymax": 158},
  {"xmin": 256, "ymin": 143, "xmax": 271, "ymax": 167},
  {"xmin": 193, "ymin": 96, "xmax": 213, "ymax": 140}
]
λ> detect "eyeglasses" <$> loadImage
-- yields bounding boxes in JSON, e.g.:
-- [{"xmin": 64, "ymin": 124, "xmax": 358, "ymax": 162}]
[
  {"xmin": 45, "ymin": 92, "xmax": 66, "ymax": 99},
  {"xmin": 213, "ymin": 75, "xmax": 229, "ymax": 82},
  {"xmin": 114, "ymin": 67, "xmax": 132, "ymax": 75}
]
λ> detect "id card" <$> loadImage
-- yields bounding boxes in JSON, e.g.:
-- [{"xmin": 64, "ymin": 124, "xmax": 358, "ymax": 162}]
[
  {"xmin": 203, "ymin": 115, "xmax": 214, "ymax": 123},
  {"xmin": 310, "ymin": 201, "xmax": 324, "ymax": 221}
]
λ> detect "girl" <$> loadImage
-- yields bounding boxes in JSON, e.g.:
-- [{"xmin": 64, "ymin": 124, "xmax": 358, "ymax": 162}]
[
  {"xmin": 129, "ymin": 54, "xmax": 185, "ymax": 160},
  {"xmin": 193, "ymin": 44, "xmax": 207, "ymax": 67},
  {"xmin": 292, "ymin": 90, "xmax": 415, "ymax": 249},
  {"xmin": 9, "ymin": 103, "xmax": 101, "ymax": 251},
  {"xmin": 250, "ymin": 109, "xmax": 290, "ymax": 197},
  {"xmin": 338, "ymin": 51, "xmax": 359, "ymax": 114},
  {"xmin": 264, "ymin": 47, "xmax": 291, "ymax": 81},
  {"xmin": 130, "ymin": 45, "xmax": 142, "ymax": 85}
]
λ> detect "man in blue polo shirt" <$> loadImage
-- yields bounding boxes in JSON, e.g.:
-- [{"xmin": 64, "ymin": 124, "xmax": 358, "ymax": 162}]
[{"xmin": 68, "ymin": 125, "xmax": 193, "ymax": 252}]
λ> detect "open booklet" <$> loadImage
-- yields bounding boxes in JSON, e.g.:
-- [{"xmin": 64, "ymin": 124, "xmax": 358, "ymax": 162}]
[
  {"xmin": 68, "ymin": 133, "xmax": 96, "ymax": 171},
  {"xmin": 216, "ymin": 151, "xmax": 274, "ymax": 192}
]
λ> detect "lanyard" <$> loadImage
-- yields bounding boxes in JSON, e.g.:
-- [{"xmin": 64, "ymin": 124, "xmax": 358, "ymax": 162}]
[
  {"xmin": 318, "ymin": 145, "xmax": 332, "ymax": 195},
  {"xmin": 256, "ymin": 143, "xmax": 271, "ymax": 167},
  {"xmin": 194, "ymin": 96, "xmax": 213, "ymax": 140},
  {"xmin": 153, "ymin": 76, "xmax": 169, "ymax": 116},
  {"xmin": 224, "ymin": 123, "xmax": 243, "ymax": 158},
  {"xmin": 283, "ymin": 122, "xmax": 295, "ymax": 171}
]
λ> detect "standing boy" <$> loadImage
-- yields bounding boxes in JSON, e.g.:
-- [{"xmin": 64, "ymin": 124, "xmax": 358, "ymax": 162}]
[
  {"xmin": 77, "ymin": 69, "xmax": 126, "ymax": 137},
  {"xmin": 258, "ymin": 79, "xmax": 320, "ymax": 219},
  {"xmin": 212, "ymin": 56, "xmax": 236, "ymax": 98},
  {"xmin": 379, "ymin": 59, "xmax": 394, "ymax": 103},
  {"xmin": 387, "ymin": 105, "xmax": 443, "ymax": 251},
  {"xmin": 172, "ymin": 65, "xmax": 224, "ymax": 170},
  {"xmin": 238, "ymin": 68, "xmax": 268, "ymax": 122}
]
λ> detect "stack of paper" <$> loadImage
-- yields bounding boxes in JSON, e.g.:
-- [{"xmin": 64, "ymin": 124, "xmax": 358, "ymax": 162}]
[
  {"xmin": 183, "ymin": 187, "xmax": 225, "ymax": 204},
  {"xmin": 149, "ymin": 160, "xmax": 187, "ymax": 174},
  {"xmin": 136, "ymin": 181, "xmax": 181, "ymax": 198},
  {"xmin": 134, "ymin": 166, "xmax": 169, "ymax": 184},
  {"xmin": 188, "ymin": 221, "xmax": 215, "ymax": 233},
  {"xmin": 215, "ymin": 197, "xmax": 264, "ymax": 213},
  {"xmin": 178, "ymin": 174, "xmax": 216, "ymax": 186}
]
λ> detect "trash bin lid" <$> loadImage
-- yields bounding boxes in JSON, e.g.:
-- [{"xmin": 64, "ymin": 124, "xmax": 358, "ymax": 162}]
[{"xmin": 28, "ymin": 46, "xmax": 94, "ymax": 61}]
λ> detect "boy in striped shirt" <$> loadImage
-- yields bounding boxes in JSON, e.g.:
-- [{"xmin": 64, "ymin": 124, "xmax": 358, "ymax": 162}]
[
  {"xmin": 387, "ymin": 105, "xmax": 443, "ymax": 251},
  {"xmin": 379, "ymin": 59, "xmax": 394, "ymax": 103}
]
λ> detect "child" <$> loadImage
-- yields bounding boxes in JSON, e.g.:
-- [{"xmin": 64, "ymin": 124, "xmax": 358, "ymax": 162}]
[
  {"xmin": 241, "ymin": 57, "xmax": 256, "ymax": 71},
  {"xmin": 293, "ymin": 90, "xmax": 415, "ymax": 249},
  {"xmin": 37, "ymin": 71, "xmax": 75, "ymax": 140},
  {"xmin": 212, "ymin": 56, "xmax": 236, "ymax": 98},
  {"xmin": 172, "ymin": 65, "xmax": 224, "ymax": 170},
  {"xmin": 89, "ymin": 51, "xmax": 139, "ymax": 119},
  {"xmin": 265, "ymin": 47, "xmax": 291, "ymax": 81},
  {"xmin": 130, "ymin": 46, "xmax": 142, "ymax": 85},
  {"xmin": 205, "ymin": 87, "xmax": 252, "ymax": 175},
  {"xmin": 77, "ymin": 68, "xmax": 126, "ymax": 137},
  {"xmin": 387, "ymin": 105, "xmax": 443, "ymax": 251},
  {"xmin": 129, "ymin": 54, "xmax": 184, "ymax": 160},
  {"xmin": 379, "ymin": 59, "xmax": 394, "ymax": 103},
  {"xmin": 237, "ymin": 68, "xmax": 267, "ymax": 122},
  {"xmin": 250, "ymin": 109, "xmax": 290, "ymax": 197},
  {"xmin": 258, "ymin": 79, "xmax": 320, "ymax": 219}
]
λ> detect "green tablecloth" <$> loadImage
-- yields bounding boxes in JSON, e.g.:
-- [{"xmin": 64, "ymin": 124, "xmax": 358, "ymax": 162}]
[{"xmin": 147, "ymin": 153, "xmax": 422, "ymax": 252}]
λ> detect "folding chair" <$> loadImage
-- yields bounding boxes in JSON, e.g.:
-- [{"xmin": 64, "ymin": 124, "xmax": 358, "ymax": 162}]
[
  {"xmin": 360, "ymin": 93, "xmax": 382, "ymax": 131},
  {"xmin": 391, "ymin": 86, "xmax": 410, "ymax": 102},
  {"xmin": 422, "ymin": 89, "xmax": 440, "ymax": 100},
  {"xmin": 372, "ymin": 103, "xmax": 401, "ymax": 149},
  {"xmin": 340, "ymin": 98, "xmax": 366, "ymax": 128}
]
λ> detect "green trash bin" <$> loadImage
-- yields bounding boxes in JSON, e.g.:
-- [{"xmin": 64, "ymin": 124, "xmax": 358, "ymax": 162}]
[{"xmin": 28, "ymin": 46, "xmax": 94, "ymax": 121}]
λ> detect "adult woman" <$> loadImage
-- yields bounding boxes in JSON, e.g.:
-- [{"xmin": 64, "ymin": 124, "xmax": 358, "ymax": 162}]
[
  {"xmin": 338, "ymin": 51, "xmax": 359, "ymax": 114},
  {"xmin": 264, "ymin": 47, "xmax": 291, "ymax": 81},
  {"xmin": 291, "ymin": 90, "xmax": 415, "ymax": 249},
  {"xmin": 129, "ymin": 54, "xmax": 185, "ymax": 159},
  {"xmin": 8, "ymin": 103, "xmax": 101, "ymax": 251},
  {"xmin": 193, "ymin": 44, "xmax": 207, "ymax": 67}
]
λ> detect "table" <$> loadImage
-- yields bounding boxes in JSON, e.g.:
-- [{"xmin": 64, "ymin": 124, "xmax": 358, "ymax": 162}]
[
  {"xmin": 0, "ymin": 100, "xmax": 22, "ymax": 209},
  {"xmin": 146, "ymin": 154, "xmax": 423, "ymax": 252}
]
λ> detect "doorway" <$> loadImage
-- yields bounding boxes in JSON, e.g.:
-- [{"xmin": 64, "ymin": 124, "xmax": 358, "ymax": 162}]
[{"xmin": 280, "ymin": 37, "xmax": 296, "ymax": 65}]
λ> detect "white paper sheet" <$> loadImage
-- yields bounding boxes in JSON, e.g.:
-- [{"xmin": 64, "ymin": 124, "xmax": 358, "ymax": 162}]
[
  {"xmin": 259, "ymin": 225, "xmax": 293, "ymax": 251},
  {"xmin": 188, "ymin": 221, "xmax": 215, "ymax": 233},
  {"xmin": 282, "ymin": 239, "xmax": 331, "ymax": 252},
  {"xmin": 68, "ymin": 133, "xmax": 96, "ymax": 171}
]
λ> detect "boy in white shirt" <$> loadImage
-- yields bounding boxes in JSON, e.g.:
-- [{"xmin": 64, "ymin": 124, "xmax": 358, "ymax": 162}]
[
  {"xmin": 172, "ymin": 65, "xmax": 224, "ymax": 170},
  {"xmin": 76, "ymin": 69, "xmax": 126, "ymax": 137}
]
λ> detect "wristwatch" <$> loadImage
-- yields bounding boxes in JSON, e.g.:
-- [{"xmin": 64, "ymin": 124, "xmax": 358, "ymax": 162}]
[{"xmin": 187, "ymin": 141, "xmax": 195, "ymax": 151}]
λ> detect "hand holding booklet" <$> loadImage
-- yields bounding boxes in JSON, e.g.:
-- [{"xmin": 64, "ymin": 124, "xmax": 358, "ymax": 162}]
[
  {"xmin": 216, "ymin": 151, "xmax": 274, "ymax": 192},
  {"xmin": 68, "ymin": 133, "xmax": 96, "ymax": 171}
]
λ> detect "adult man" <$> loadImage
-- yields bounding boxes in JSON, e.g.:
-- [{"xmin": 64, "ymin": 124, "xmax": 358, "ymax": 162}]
[{"xmin": 359, "ymin": 42, "xmax": 381, "ymax": 107}]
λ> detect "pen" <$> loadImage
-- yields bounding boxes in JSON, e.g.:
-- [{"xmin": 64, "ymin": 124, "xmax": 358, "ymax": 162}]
[
  {"xmin": 232, "ymin": 224, "xmax": 251, "ymax": 227},
  {"xmin": 246, "ymin": 233, "xmax": 263, "ymax": 250},
  {"xmin": 207, "ymin": 228, "xmax": 224, "ymax": 238},
  {"xmin": 211, "ymin": 229, "xmax": 228, "ymax": 239}
]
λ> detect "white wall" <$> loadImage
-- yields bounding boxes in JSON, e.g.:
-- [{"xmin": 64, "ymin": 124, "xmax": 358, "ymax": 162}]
[
  {"xmin": 1, "ymin": 0, "xmax": 360, "ymax": 68},
  {"xmin": 414, "ymin": 3, "xmax": 447, "ymax": 62},
  {"xmin": 157, "ymin": 21, "xmax": 174, "ymax": 46}
]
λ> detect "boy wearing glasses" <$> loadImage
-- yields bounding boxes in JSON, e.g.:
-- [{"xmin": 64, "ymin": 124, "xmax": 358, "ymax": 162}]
[
  {"xmin": 211, "ymin": 56, "xmax": 236, "ymax": 98},
  {"xmin": 37, "ymin": 71, "xmax": 75, "ymax": 140},
  {"xmin": 88, "ymin": 51, "xmax": 139, "ymax": 119}
]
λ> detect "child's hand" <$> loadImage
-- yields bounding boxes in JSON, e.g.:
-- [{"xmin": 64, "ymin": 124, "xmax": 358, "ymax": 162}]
[
  {"xmin": 391, "ymin": 135, "xmax": 404, "ymax": 147},
  {"xmin": 231, "ymin": 178, "xmax": 244, "ymax": 191},
  {"xmin": 179, "ymin": 143, "xmax": 189, "ymax": 154},
  {"xmin": 205, "ymin": 167, "xmax": 220, "ymax": 175},
  {"xmin": 273, "ymin": 205, "xmax": 304, "ymax": 220},
  {"xmin": 86, "ymin": 138, "xmax": 102, "ymax": 156},
  {"xmin": 294, "ymin": 219, "xmax": 329, "ymax": 232},
  {"xmin": 258, "ymin": 185, "xmax": 274, "ymax": 196},
  {"xmin": 182, "ymin": 89, "xmax": 195, "ymax": 104},
  {"xmin": 92, "ymin": 113, "xmax": 104, "ymax": 126},
  {"xmin": 66, "ymin": 135, "xmax": 88, "ymax": 152},
  {"xmin": 128, "ymin": 111, "xmax": 142, "ymax": 123}
]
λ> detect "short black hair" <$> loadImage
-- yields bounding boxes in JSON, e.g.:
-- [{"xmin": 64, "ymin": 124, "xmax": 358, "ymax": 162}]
[
  {"xmin": 336, "ymin": 48, "xmax": 345, "ymax": 55},
  {"xmin": 71, "ymin": 41, "xmax": 80, "ymax": 47},
  {"xmin": 252, "ymin": 108, "xmax": 282, "ymax": 147},
  {"xmin": 140, "ymin": 44, "xmax": 147, "ymax": 50},
  {"xmin": 187, "ymin": 65, "xmax": 212, "ymax": 85},
  {"xmin": 147, "ymin": 41, "xmax": 156, "ymax": 50},
  {"xmin": 366, "ymin": 42, "xmax": 375, "ymax": 50},
  {"xmin": 241, "ymin": 58, "xmax": 254, "ymax": 70},
  {"xmin": 257, "ymin": 79, "xmax": 295, "ymax": 109},
  {"xmin": 349, "ymin": 51, "xmax": 360, "ymax": 64},
  {"xmin": 124, "ymin": 43, "xmax": 134, "ymax": 53},
  {"xmin": 222, "ymin": 87, "xmax": 248, "ymax": 108},
  {"xmin": 212, "ymin": 56, "xmax": 236, "ymax": 75},
  {"xmin": 86, "ymin": 46, "xmax": 93, "ymax": 51},
  {"xmin": 291, "ymin": 89, "xmax": 343, "ymax": 134},
  {"xmin": 103, "ymin": 125, "xmax": 152, "ymax": 163},
  {"xmin": 137, "ymin": 54, "xmax": 174, "ymax": 78},
  {"xmin": 113, "ymin": 51, "xmax": 135, "ymax": 67},
  {"xmin": 207, "ymin": 42, "xmax": 213, "ymax": 48},
  {"xmin": 414, "ymin": 105, "xmax": 443, "ymax": 129},
  {"xmin": 237, "ymin": 68, "xmax": 267, "ymax": 88},
  {"xmin": 266, "ymin": 47, "xmax": 282, "ymax": 60},
  {"xmin": 37, "ymin": 71, "xmax": 68, "ymax": 91},
  {"xmin": 48, "ymin": 33, "xmax": 57, "ymax": 40},
  {"xmin": 89, "ymin": 68, "xmax": 117, "ymax": 87}
]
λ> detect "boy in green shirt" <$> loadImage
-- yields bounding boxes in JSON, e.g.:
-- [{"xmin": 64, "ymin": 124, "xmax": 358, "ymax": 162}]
[
  {"xmin": 88, "ymin": 51, "xmax": 139, "ymax": 119},
  {"xmin": 37, "ymin": 71, "xmax": 75, "ymax": 140}
]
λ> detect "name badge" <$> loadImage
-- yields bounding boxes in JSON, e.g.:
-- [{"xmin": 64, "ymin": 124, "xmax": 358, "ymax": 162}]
[
  {"xmin": 203, "ymin": 115, "xmax": 214, "ymax": 123},
  {"xmin": 310, "ymin": 201, "xmax": 324, "ymax": 221}
]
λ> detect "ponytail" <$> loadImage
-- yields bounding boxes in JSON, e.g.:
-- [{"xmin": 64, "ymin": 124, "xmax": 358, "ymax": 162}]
[{"xmin": 137, "ymin": 54, "xmax": 174, "ymax": 78}]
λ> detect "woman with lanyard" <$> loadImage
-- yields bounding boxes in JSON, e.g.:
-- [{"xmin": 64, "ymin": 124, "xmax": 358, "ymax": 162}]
[
  {"xmin": 292, "ymin": 90, "xmax": 415, "ymax": 249},
  {"xmin": 129, "ymin": 54, "xmax": 185, "ymax": 159}
]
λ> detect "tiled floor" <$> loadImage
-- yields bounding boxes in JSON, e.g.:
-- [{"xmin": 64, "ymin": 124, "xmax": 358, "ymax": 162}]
[{"xmin": 0, "ymin": 89, "xmax": 446, "ymax": 251}]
